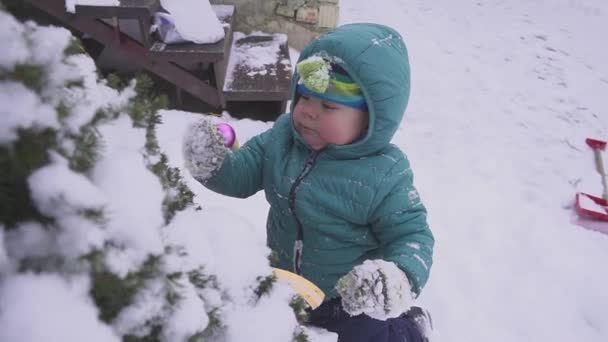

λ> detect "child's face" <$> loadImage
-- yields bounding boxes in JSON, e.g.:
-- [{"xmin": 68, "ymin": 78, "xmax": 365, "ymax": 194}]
[{"xmin": 293, "ymin": 94, "xmax": 368, "ymax": 151}]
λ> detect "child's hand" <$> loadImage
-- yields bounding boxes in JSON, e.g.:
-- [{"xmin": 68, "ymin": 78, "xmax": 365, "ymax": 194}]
[
  {"xmin": 183, "ymin": 118, "xmax": 230, "ymax": 183},
  {"xmin": 336, "ymin": 259, "xmax": 414, "ymax": 320}
]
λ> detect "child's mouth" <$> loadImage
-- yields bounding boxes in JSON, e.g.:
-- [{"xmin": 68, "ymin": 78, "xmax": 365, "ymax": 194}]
[{"xmin": 299, "ymin": 124, "xmax": 317, "ymax": 135}]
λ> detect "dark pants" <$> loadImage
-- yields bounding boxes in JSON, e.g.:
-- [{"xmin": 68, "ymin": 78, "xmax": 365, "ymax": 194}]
[{"xmin": 307, "ymin": 298, "xmax": 425, "ymax": 342}]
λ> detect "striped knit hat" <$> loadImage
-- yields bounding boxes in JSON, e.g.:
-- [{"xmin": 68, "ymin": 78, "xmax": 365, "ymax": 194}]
[{"xmin": 296, "ymin": 55, "xmax": 367, "ymax": 110}]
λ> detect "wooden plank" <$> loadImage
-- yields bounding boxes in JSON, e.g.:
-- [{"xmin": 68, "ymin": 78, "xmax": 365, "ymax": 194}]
[
  {"xmin": 148, "ymin": 37, "xmax": 225, "ymax": 63},
  {"xmin": 75, "ymin": 0, "xmax": 160, "ymax": 47},
  {"xmin": 148, "ymin": 5, "xmax": 235, "ymax": 63},
  {"xmin": 210, "ymin": 6, "xmax": 235, "ymax": 108},
  {"xmin": 26, "ymin": 0, "xmax": 222, "ymax": 108},
  {"xmin": 74, "ymin": 0, "xmax": 160, "ymax": 18},
  {"xmin": 222, "ymin": 33, "xmax": 292, "ymax": 102},
  {"xmin": 226, "ymin": 101, "xmax": 287, "ymax": 121},
  {"xmin": 211, "ymin": 34, "xmax": 232, "ymax": 107}
]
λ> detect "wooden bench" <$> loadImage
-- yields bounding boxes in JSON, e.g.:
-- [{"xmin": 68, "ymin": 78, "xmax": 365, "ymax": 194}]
[
  {"xmin": 148, "ymin": 5, "xmax": 236, "ymax": 108},
  {"xmin": 223, "ymin": 33, "xmax": 291, "ymax": 114},
  {"xmin": 26, "ymin": 0, "xmax": 292, "ymax": 120}
]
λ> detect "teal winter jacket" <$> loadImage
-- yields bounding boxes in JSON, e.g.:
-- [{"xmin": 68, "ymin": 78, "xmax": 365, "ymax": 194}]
[{"xmin": 204, "ymin": 23, "xmax": 434, "ymax": 299}]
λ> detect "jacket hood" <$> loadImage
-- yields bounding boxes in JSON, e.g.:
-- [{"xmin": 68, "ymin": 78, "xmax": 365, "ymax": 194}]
[{"xmin": 290, "ymin": 23, "xmax": 411, "ymax": 158}]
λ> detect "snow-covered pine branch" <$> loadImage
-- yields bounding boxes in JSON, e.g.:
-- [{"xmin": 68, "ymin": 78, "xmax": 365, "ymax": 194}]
[{"xmin": 0, "ymin": 9, "xmax": 325, "ymax": 342}]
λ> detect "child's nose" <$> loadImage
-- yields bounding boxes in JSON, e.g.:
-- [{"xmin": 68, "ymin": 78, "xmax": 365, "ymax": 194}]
[
  {"xmin": 304, "ymin": 110, "xmax": 318, "ymax": 120},
  {"xmin": 302, "ymin": 104, "xmax": 319, "ymax": 120}
]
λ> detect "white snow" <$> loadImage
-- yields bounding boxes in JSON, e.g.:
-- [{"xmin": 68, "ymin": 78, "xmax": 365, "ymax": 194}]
[
  {"xmin": 27, "ymin": 22, "xmax": 73, "ymax": 65},
  {"xmin": 0, "ymin": 11, "xmax": 28, "ymax": 68},
  {"xmin": 112, "ymin": 279, "xmax": 168, "ymax": 337},
  {"xmin": 223, "ymin": 282, "xmax": 300, "ymax": 342},
  {"xmin": 0, "ymin": 81, "xmax": 58, "ymax": 144},
  {"xmin": 4, "ymin": 222, "xmax": 55, "ymax": 262},
  {"xmin": 223, "ymin": 32, "xmax": 288, "ymax": 91},
  {"xmin": 163, "ymin": 278, "xmax": 209, "ymax": 341},
  {"xmin": 302, "ymin": 326, "xmax": 338, "ymax": 342},
  {"xmin": 65, "ymin": 0, "xmax": 120, "ymax": 13},
  {"xmin": 28, "ymin": 154, "xmax": 106, "ymax": 217},
  {"xmin": 3, "ymin": 0, "xmax": 608, "ymax": 341},
  {"xmin": 27, "ymin": 154, "xmax": 108, "ymax": 257},
  {"xmin": 157, "ymin": 110, "xmax": 272, "ymax": 231},
  {"xmin": 92, "ymin": 115, "xmax": 166, "ymax": 277},
  {"xmin": 0, "ymin": 274, "xmax": 120, "ymax": 342},
  {"xmin": 160, "ymin": 0, "xmax": 225, "ymax": 44},
  {"xmin": 213, "ymin": 4, "xmax": 235, "ymax": 23},
  {"xmin": 1, "ymin": 11, "xmax": 307, "ymax": 342},
  {"xmin": 163, "ymin": 205, "xmax": 273, "ymax": 300},
  {"xmin": 157, "ymin": 1, "xmax": 608, "ymax": 341},
  {"xmin": 338, "ymin": 1, "xmax": 608, "ymax": 341},
  {"xmin": 0, "ymin": 13, "xmax": 132, "ymax": 143},
  {"xmin": 58, "ymin": 55, "xmax": 135, "ymax": 134}
]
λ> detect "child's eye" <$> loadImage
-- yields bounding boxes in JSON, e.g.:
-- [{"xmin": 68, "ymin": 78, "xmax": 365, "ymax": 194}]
[
  {"xmin": 322, "ymin": 103, "xmax": 338, "ymax": 110},
  {"xmin": 300, "ymin": 94, "xmax": 310, "ymax": 100}
]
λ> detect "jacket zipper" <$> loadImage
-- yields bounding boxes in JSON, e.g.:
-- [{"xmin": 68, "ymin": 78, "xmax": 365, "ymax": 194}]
[{"xmin": 288, "ymin": 150, "xmax": 319, "ymax": 275}]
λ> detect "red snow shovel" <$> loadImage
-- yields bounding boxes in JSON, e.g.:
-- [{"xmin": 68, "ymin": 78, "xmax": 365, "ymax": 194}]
[{"xmin": 575, "ymin": 138, "xmax": 608, "ymax": 224}]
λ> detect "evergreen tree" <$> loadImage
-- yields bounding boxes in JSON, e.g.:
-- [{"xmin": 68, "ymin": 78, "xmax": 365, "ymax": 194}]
[{"xmin": 0, "ymin": 9, "xmax": 317, "ymax": 342}]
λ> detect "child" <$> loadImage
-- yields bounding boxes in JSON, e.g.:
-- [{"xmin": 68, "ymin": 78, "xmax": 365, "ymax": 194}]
[{"xmin": 183, "ymin": 23, "xmax": 434, "ymax": 341}]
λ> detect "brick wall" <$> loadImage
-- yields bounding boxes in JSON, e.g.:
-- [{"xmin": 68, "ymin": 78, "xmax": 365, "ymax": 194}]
[{"xmin": 211, "ymin": 0, "xmax": 340, "ymax": 50}]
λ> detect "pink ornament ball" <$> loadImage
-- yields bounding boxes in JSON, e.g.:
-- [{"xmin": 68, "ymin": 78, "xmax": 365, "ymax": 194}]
[{"xmin": 216, "ymin": 123, "xmax": 236, "ymax": 148}]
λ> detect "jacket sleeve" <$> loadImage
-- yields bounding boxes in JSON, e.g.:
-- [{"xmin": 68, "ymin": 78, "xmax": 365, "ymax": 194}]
[
  {"xmin": 202, "ymin": 127, "xmax": 271, "ymax": 198},
  {"xmin": 368, "ymin": 156, "xmax": 434, "ymax": 296}
]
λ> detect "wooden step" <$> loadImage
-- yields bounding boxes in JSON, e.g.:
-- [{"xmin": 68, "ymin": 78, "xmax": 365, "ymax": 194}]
[
  {"xmin": 147, "ymin": 5, "xmax": 236, "ymax": 108},
  {"xmin": 222, "ymin": 32, "xmax": 292, "ymax": 103},
  {"xmin": 28, "ymin": 0, "xmax": 290, "ymax": 118},
  {"xmin": 26, "ymin": 0, "xmax": 223, "ymax": 108},
  {"xmin": 74, "ymin": 0, "xmax": 160, "ymax": 18}
]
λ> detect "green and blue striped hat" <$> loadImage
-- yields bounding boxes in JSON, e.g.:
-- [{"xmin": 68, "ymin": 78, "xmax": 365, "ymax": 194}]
[{"xmin": 296, "ymin": 55, "xmax": 367, "ymax": 110}]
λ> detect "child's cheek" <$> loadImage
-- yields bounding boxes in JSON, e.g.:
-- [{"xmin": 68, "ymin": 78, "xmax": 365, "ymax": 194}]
[{"xmin": 319, "ymin": 120, "xmax": 344, "ymax": 144}]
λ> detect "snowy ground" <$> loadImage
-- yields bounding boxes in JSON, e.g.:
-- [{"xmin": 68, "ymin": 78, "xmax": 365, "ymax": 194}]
[{"xmin": 156, "ymin": 1, "xmax": 608, "ymax": 341}]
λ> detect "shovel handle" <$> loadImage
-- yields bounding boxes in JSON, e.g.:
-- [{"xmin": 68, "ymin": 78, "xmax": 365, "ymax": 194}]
[
  {"xmin": 592, "ymin": 149, "xmax": 608, "ymax": 201},
  {"xmin": 603, "ymin": 174, "xmax": 608, "ymax": 202},
  {"xmin": 593, "ymin": 149, "xmax": 606, "ymax": 175}
]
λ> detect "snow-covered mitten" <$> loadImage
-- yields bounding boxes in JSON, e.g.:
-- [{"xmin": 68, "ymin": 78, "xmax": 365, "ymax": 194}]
[
  {"xmin": 183, "ymin": 118, "xmax": 230, "ymax": 184},
  {"xmin": 336, "ymin": 259, "xmax": 414, "ymax": 320}
]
